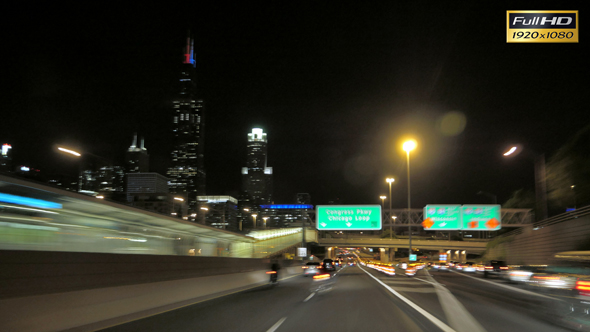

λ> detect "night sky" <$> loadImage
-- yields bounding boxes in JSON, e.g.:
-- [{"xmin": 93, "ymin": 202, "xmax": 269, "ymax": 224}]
[{"xmin": 2, "ymin": 2, "xmax": 588, "ymax": 207}]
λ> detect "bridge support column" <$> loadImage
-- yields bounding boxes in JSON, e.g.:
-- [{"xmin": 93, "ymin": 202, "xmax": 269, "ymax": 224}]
[
  {"xmin": 380, "ymin": 248, "xmax": 389, "ymax": 263},
  {"xmin": 326, "ymin": 247, "xmax": 335, "ymax": 259},
  {"xmin": 389, "ymin": 248, "xmax": 396, "ymax": 261}
]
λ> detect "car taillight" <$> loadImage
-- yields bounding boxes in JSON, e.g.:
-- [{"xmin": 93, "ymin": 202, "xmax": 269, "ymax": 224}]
[
  {"xmin": 576, "ymin": 281, "xmax": 590, "ymax": 295},
  {"xmin": 500, "ymin": 267, "xmax": 509, "ymax": 270},
  {"xmin": 313, "ymin": 274, "xmax": 330, "ymax": 280},
  {"xmin": 485, "ymin": 266, "xmax": 493, "ymax": 269},
  {"xmin": 302, "ymin": 266, "xmax": 308, "ymax": 269},
  {"xmin": 266, "ymin": 271, "xmax": 277, "ymax": 274}
]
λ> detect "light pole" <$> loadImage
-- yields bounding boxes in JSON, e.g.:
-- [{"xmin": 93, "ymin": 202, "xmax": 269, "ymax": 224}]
[
  {"xmin": 263, "ymin": 217, "xmax": 269, "ymax": 229},
  {"xmin": 403, "ymin": 140, "xmax": 416, "ymax": 259},
  {"xmin": 386, "ymin": 178, "xmax": 394, "ymax": 239},
  {"xmin": 503, "ymin": 145, "xmax": 548, "ymax": 220},
  {"xmin": 57, "ymin": 146, "xmax": 82, "ymax": 191},
  {"xmin": 379, "ymin": 195, "xmax": 386, "ymax": 236},
  {"xmin": 252, "ymin": 213, "xmax": 257, "ymax": 229},
  {"xmin": 173, "ymin": 197, "xmax": 184, "ymax": 218},
  {"xmin": 572, "ymin": 185, "xmax": 576, "ymax": 209}
]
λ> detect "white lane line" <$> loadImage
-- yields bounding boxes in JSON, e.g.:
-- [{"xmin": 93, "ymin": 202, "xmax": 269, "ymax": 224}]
[
  {"xmin": 419, "ymin": 271, "xmax": 487, "ymax": 332},
  {"xmin": 358, "ymin": 265, "xmax": 456, "ymax": 332},
  {"xmin": 449, "ymin": 270, "xmax": 558, "ymax": 300},
  {"xmin": 303, "ymin": 292, "xmax": 316, "ymax": 302},
  {"xmin": 266, "ymin": 317, "xmax": 287, "ymax": 332}
]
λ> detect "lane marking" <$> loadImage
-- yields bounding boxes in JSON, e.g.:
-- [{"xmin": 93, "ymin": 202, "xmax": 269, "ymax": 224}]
[
  {"xmin": 96, "ymin": 272, "xmax": 303, "ymax": 330},
  {"xmin": 419, "ymin": 271, "xmax": 487, "ymax": 332},
  {"xmin": 358, "ymin": 265, "xmax": 456, "ymax": 332},
  {"xmin": 303, "ymin": 292, "xmax": 316, "ymax": 302},
  {"xmin": 266, "ymin": 317, "xmax": 287, "ymax": 332},
  {"xmin": 448, "ymin": 270, "xmax": 558, "ymax": 300}
]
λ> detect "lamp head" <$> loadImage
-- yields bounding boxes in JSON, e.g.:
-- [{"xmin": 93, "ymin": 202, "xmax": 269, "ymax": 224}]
[{"xmin": 402, "ymin": 140, "xmax": 417, "ymax": 152}]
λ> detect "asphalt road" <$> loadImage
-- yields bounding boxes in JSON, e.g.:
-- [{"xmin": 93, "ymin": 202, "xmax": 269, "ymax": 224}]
[{"xmin": 100, "ymin": 264, "xmax": 574, "ymax": 332}]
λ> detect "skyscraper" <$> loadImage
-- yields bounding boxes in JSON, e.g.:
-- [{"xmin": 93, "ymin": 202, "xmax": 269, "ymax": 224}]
[
  {"xmin": 126, "ymin": 133, "xmax": 149, "ymax": 173},
  {"xmin": 242, "ymin": 128, "xmax": 273, "ymax": 206},
  {"xmin": 167, "ymin": 33, "xmax": 206, "ymax": 212},
  {"xmin": 1, "ymin": 144, "xmax": 13, "ymax": 172}
]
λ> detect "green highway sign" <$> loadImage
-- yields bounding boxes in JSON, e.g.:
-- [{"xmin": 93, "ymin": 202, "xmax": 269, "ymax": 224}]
[
  {"xmin": 422, "ymin": 204, "xmax": 501, "ymax": 231},
  {"xmin": 422, "ymin": 205, "xmax": 462, "ymax": 230},
  {"xmin": 409, "ymin": 254, "xmax": 417, "ymax": 262},
  {"xmin": 316, "ymin": 205, "xmax": 382, "ymax": 230},
  {"xmin": 462, "ymin": 205, "xmax": 501, "ymax": 231}
]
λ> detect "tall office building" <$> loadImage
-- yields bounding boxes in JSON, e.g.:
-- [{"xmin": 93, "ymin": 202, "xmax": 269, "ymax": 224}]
[
  {"xmin": 126, "ymin": 133, "xmax": 149, "ymax": 173},
  {"xmin": 242, "ymin": 128, "xmax": 273, "ymax": 206},
  {"xmin": 1, "ymin": 144, "xmax": 13, "ymax": 172},
  {"xmin": 167, "ymin": 34, "xmax": 206, "ymax": 212}
]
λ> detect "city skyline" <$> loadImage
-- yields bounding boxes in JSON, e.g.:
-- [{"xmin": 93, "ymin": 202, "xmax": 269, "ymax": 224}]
[{"xmin": 2, "ymin": 3, "xmax": 588, "ymax": 208}]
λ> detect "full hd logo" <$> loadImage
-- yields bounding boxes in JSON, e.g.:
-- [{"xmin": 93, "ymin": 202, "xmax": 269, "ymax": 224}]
[{"xmin": 507, "ymin": 11, "xmax": 578, "ymax": 43}]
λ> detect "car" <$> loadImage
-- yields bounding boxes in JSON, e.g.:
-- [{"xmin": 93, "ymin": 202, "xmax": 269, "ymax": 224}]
[
  {"xmin": 483, "ymin": 260, "xmax": 509, "ymax": 278},
  {"xmin": 438, "ymin": 263, "xmax": 449, "ymax": 271},
  {"xmin": 461, "ymin": 262, "xmax": 477, "ymax": 273},
  {"xmin": 303, "ymin": 262, "xmax": 321, "ymax": 276},
  {"xmin": 322, "ymin": 258, "xmax": 336, "ymax": 271},
  {"xmin": 507, "ymin": 265, "xmax": 546, "ymax": 284}
]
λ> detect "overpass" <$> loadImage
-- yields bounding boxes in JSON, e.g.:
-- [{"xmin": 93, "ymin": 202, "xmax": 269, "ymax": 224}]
[{"xmin": 318, "ymin": 237, "xmax": 488, "ymax": 253}]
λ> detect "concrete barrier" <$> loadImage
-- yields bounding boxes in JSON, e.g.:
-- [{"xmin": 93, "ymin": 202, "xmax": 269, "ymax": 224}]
[{"xmin": 0, "ymin": 251, "xmax": 303, "ymax": 331}]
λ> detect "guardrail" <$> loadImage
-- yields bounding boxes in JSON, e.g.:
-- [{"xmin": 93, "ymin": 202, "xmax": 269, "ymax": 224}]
[{"xmin": 497, "ymin": 205, "xmax": 590, "ymax": 238}]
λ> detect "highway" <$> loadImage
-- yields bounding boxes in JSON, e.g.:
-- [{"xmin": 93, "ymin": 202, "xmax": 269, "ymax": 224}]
[{"xmin": 100, "ymin": 264, "xmax": 571, "ymax": 332}]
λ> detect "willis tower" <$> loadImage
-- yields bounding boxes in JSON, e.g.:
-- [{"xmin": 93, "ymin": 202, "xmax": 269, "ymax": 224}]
[{"xmin": 167, "ymin": 33, "xmax": 206, "ymax": 213}]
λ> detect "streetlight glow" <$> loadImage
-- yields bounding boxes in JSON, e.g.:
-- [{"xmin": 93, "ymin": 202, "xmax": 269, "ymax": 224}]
[
  {"xmin": 58, "ymin": 147, "xmax": 81, "ymax": 157},
  {"xmin": 200, "ymin": 207, "xmax": 209, "ymax": 211},
  {"xmin": 403, "ymin": 139, "xmax": 416, "ymax": 258},
  {"xmin": 174, "ymin": 197, "xmax": 184, "ymax": 201},
  {"xmin": 503, "ymin": 146, "xmax": 517, "ymax": 156},
  {"xmin": 386, "ymin": 178, "xmax": 394, "ymax": 184},
  {"xmin": 402, "ymin": 140, "xmax": 416, "ymax": 152}
]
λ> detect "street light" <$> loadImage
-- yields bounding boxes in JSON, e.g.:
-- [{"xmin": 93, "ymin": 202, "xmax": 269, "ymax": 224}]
[
  {"xmin": 252, "ymin": 213, "xmax": 257, "ymax": 228},
  {"xmin": 58, "ymin": 147, "xmax": 81, "ymax": 157},
  {"xmin": 502, "ymin": 144, "xmax": 548, "ymax": 220},
  {"xmin": 263, "ymin": 217, "xmax": 269, "ymax": 228},
  {"xmin": 386, "ymin": 178, "xmax": 395, "ymax": 239},
  {"xmin": 403, "ymin": 140, "xmax": 416, "ymax": 258}
]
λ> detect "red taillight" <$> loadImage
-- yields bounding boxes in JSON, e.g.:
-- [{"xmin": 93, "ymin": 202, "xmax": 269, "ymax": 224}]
[
  {"xmin": 302, "ymin": 266, "xmax": 308, "ymax": 269},
  {"xmin": 576, "ymin": 281, "xmax": 590, "ymax": 293},
  {"xmin": 266, "ymin": 271, "xmax": 277, "ymax": 274}
]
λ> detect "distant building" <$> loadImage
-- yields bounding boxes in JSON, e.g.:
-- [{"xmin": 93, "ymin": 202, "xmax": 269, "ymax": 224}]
[
  {"xmin": 125, "ymin": 133, "xmax": 149, "ymax": 173},
  {"xmin": 197, "ymin": 196, "xmax": 239, "ymax": 231},
  {"xmin": 258, "ymin": 204, "xmax": 314, "ymax": 228},
  {"xmin": 127, "ymin": 172, "xmax": 169, "ymax": 194},
  {"xmin": 167, "ymin": 33, "xmax": 206, "ymax": 213},
  {"xmin": 241, "ymin": 128, "xmax": 273, "ymax": 206},
  {"xmin": 296, "ymin": 193, "xmax": 311, "ymax": 204},
  {"xmin": 126, "ymin": 172, "xmax": 187, "ymax": 218},
  {"xmin": 0, "ymin": 144, "xmax": 12, "ymax": 172},
  {"xmin": 79, "ymin": 166, "xmax": 125, "ymax": 197}
]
